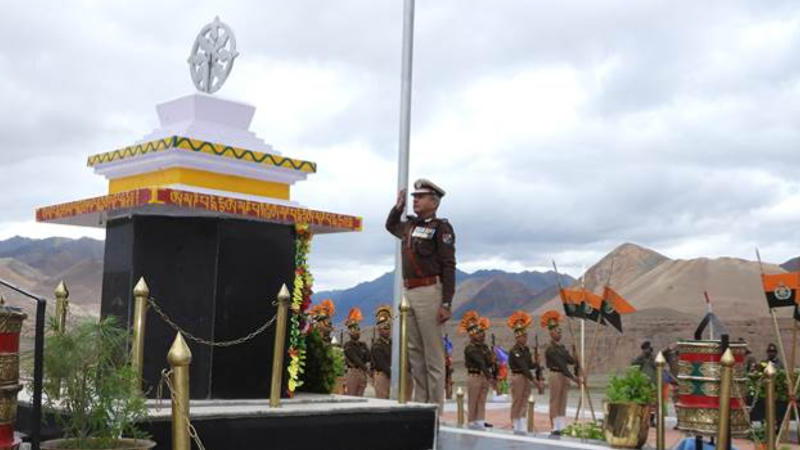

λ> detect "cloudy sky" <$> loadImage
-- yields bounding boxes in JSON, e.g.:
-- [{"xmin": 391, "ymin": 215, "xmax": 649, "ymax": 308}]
[{"xmin": 3, "ymin": 1, "xmax": 800, "ymax": 290}]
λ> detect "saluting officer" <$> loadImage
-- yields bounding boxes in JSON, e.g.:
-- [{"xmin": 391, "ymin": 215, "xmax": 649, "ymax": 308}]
[
  {"xmin": 461, "ymin": 311, "xmax": 494, "ymax": 430},
  {"xmin": 343, "ymin": 307, "xmax": 370, "ymax": 397},
  {"xmin": 371, "ymin": 305, "xmax": 393, "ymax": 399},
  {"xmin": 507, "ymin": 310, "xmax": 542, "ymax": 434},
  {"xmin": 542, "ymin": 310, "xmax": 581, "ymax": 430},
  {"xmin": 386, "ymin": 179, "xmax": 456, "ymax": 408}
]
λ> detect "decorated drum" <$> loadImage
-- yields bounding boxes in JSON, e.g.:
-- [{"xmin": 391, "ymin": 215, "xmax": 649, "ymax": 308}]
[
  {"xmin": 676, "ymin": 340, "xmax": 749, "ymax": 437},
  {"xmin": 0, "ymin": 304, "xmax": 26, "ymax": 450}
]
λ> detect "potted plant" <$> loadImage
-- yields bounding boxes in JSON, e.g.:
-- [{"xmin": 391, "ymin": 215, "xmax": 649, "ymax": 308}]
[
  {"xmin": 746, "ymin": 363, "xmax": 791, "ymax": 424},
  {"xmin": 603, "ymin": 366, "xmax": 656, "ymax": 449},
  {"xmin": 40, "ymin": 316, "xmax": 155, "ymax": 449}
]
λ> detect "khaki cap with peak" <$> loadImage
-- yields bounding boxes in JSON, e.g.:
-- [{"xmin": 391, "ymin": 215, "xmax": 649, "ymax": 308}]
[{"xmin": 411, "ymin": 178, "xmax": 446, "ymax": 197}]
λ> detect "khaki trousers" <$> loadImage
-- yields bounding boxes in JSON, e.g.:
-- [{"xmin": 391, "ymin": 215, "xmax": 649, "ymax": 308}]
[
  {"xmin": 405, "ymin": 282, "xmax": 446, "ymax": 408},
  {"xmin": 374, "ymin": 371, "xmax": 390, "ymax": 399},
  {"xmin": 549, "ymin": 372, "xmax": 569, "ymax": 420},
  {"xmin": 345, "ymin": 368, "xmax": 367, "ymax": 397},
  {"xmin": 467, "ymin": 374, "xmax": 490, "ymax": 422},
  {"xmin": 333, "ymin": 375, "xmax": 346, "ymax": 394},
  {"xmin": 510, "ymin": 373, "xmax": 532, "ymax": 420}
]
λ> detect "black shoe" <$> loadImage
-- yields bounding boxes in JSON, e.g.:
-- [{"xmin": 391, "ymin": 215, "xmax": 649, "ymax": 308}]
[
  {"xmin": 484, "ymin": 422, "xmax": 493, "ymax": 428},
  {"xmin": 551, "ymin": 430, "xmax": 561, "ymax": 436}
]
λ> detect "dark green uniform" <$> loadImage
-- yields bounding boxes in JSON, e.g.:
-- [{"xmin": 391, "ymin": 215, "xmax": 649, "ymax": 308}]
[
  {"xmin": 465, "ymin": 342, "xmax": 494, "ymax": 424},
  {"xmin": 344, "ymin": 340, "xmax": 370, "ymax": 371},
  {"xmin": 344, "ymin": 340, "xmax": 370, "ymax": 396},
  {"xmin": 631, "ymin": 353, "xmax": 657, "ymax": 385},
  {"xmin": 371, "ymin": 336, "xmax": 391, "ymax": 399},
  {"xmin": 509, "ymin": 343, "xmax": 539, "ymax": 422},
  {"xmin": 509, "ymin": 344, "xmax": 537, "ymax": 381},
  {"xmin": 545, "ymin": 341, "xmax": 577, "ymax": 420}
]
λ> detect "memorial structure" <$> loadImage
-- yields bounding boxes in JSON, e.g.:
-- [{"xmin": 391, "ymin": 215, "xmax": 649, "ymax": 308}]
[{"xmin": 31, "ymin": 17, "xmax": 435, "ymax": 450}]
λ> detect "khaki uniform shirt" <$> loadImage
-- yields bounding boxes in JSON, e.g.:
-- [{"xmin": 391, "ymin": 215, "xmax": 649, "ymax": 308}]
[
  {"xmin": 344, "ymin": 340, "xmax": 370, "ymax": 371},
  {"xmin": 385, "ymin": 207, "xmax": 456, "ymax": 304},
  {"xmin": 371, "ymin": 336, "xmax": 392, "ymax": 377}
]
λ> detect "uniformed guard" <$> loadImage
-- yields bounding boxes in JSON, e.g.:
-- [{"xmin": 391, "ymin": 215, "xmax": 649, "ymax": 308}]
[
  {"xmin": 371, "ymin": 305, "xmax": 393, "ymax": 399},
  {"xmin": 460, "ymin": 311, "xmax": 494, "ymax": 430},
  {"xmin": 542, "ymin": 310, "xmax": 580, "ymax": 430},
  {"xmin": 310, "ymin": 299, "xmax": 336, "ymax": 344},
  {"xmin": 507, "ymin": 310, "xmax": 542, "ymax": 434},
  {"xmin": 386, "ymin": 178, "xmax": 455, "ymax": 409},
  {"xmin": 343, "ymin": 307, "xmax": 370, "ymax": 396}
]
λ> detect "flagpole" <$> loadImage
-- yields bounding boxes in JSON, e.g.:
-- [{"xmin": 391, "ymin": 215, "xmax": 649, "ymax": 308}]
[
  {"xmin": 704, "ymin": 291, "xmax": 713, "ymax": 340},
  {"xmin": 553, "ymin": 261, "xmax": 583, "ymax": 418},
  {"xmin": 390, "ymin": 0, "xmax": 415, "ymax": 401},
  {"xmin": 756, "ymin": 248, "xmax": 800, "ymax": 442}
]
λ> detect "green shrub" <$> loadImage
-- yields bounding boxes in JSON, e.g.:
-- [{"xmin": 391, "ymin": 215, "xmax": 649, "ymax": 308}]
[
  {"xmin": 561, "ymin": 421, "xmax": 604, "ymax": 440},
  {"xmin": 298, "ymin": 329, "xmax": 345, "ymax": 393},
  {"xmin": 42, "ymin": 316, "xmax": 149, "ymax": 448},
  {"xmin": 606, "ymin": 366, "xmax": 656, "ymax": 405}
]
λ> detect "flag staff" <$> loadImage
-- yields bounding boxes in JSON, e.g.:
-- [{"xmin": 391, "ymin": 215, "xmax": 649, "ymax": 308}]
[
  {"xmin": 390, "ymin": 0, "xmax": 416, "ymax": 400},
  {"xmin": 756, "ymin": 248, "xmax": 800, "ymax": 443}
]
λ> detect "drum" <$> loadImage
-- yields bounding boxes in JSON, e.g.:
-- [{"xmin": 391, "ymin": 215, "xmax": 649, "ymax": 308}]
[
  {"xmin": 675, "ymin": 340, "xmax": 749, "ymax": 437},
  {"xmin": 0, "ymin": 304, "xmax": 26, "ymax": 450}
]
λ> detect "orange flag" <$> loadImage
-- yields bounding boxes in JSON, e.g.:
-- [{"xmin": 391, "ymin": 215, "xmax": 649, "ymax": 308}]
[{"xmin": 761, "ymin": 272, "xmax": 800, "ymax": 309}]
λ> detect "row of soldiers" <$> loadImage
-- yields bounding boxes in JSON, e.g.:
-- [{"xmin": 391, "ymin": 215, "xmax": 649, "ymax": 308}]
[
  {"xmin": 309, "ymin": 301, "xmax": 400, "ymax": 398},
  {"xmin": 460, "ymin": 309, "xmax": 580, "ymax": 433},
  {"xmin": 310, "ymin": 298, "xmax": 581, "ymax": 434}
]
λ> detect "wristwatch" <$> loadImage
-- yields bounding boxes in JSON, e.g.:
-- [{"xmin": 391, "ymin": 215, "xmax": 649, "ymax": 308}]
[{"xmin": 441, "ymin": 302, "xmax": 451, "ymax": 310}]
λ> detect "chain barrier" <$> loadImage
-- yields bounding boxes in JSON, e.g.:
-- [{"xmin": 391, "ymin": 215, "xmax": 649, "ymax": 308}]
[
  {"xmin": 157, "ymin": 368, "xmax": 207, "ymax": 450},
  {"xmin": 147, "ymin": 296, "xmax": 277, "ymax": 347}
]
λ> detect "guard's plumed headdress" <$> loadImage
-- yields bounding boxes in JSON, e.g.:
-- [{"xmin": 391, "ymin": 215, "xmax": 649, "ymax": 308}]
[
  {"xmin": 375, "ymin": 304, "xmax": 393, "ymax": 330},
  {"xmin": 345, "ymin": 307, "xmax": 363, "ymax": 331},
  {"xmin": 507, "ymin": 310, "xmax": 532, "ymax": 336},
  {"xmin": 540, "ymin": 310, "xmax": 562, "ymax": 331}
]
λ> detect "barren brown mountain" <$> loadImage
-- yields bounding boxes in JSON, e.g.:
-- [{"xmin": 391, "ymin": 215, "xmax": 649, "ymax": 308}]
[{"xmin": 536, "ymin": 242, "xmax": 785, "ymax": 320}]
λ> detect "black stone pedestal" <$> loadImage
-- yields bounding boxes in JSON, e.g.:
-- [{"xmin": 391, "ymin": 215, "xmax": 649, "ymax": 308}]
[{"xmin": 100, "ymin": 215, "xmax": 295, "ymax": 399}]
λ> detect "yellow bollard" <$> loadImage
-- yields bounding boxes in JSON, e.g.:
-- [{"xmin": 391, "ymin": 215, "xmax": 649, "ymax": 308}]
[
  {"xmin": 54, "ymin": 281, "xmax": 69, "ymax": 334},
  {"xmin": 270, "ymin": 284, "xmax": 291, "ymax": 408},
  {"xmin": 131, "ymin": 277, "xmax": 149, "ymax": 388},
  {"xmin": 527, "ymin": 394, "xmax": 536, "ymax": 433},
  {"xmin": 167, "ymin": 332, "xmax": 192, "ymax": 450},
  {"xmin": 716, "ymin": 348, "xmax": 734, "ymax": 450},
  {"xmin": 456, "ymin": 387, "xmax": 465, "ymax": 427},
  {"xmin": 398, "ymin": 296, "xmax": 410, "ymax": 405},
  {"xmin": 655, "ymin": 351, "xmax": 666, "ymax": 450},
  {"xmin": 765, "ymin": 361, "xmax": 776, "ymax": 450}
]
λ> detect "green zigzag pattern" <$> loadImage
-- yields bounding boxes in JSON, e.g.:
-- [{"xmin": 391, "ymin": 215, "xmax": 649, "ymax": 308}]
[
  {"xmin": 86, "ymin": 137, "xmax": 172, "ymax": 166},
  {"xmin": 174, "ymin": 137, "xmax": 316, "ymax": 172},
  {"xmin": 87, "ymin": 136, "xmax": 317, "ymax": 173}
]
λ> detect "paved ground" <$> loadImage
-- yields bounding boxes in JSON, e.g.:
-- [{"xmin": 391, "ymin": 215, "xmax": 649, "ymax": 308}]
[{"xmin": 437, "ymin": 394, "xmax": 800, "ymax": 449}]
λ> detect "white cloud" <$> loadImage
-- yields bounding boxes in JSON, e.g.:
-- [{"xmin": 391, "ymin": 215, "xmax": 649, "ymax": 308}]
[{"xmin": 4, "ymin": 1, "xmax": 800, "ymax": 290}]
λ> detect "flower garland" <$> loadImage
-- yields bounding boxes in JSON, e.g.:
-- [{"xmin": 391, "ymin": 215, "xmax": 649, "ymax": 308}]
[{"xmin": 287, "ymin": 224, "xmax": 314, "ymax": 396}]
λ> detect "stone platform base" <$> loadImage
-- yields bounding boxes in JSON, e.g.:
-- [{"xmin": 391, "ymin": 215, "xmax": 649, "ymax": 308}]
[{"xmin": 19, "ymin": 393, "xmax": 437, "ymax": 450}]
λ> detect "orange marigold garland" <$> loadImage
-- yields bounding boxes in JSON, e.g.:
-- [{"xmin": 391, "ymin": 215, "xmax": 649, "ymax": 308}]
[{"xmin": 287, "ymin": 223, "xmax": 314, "ymax": 396}]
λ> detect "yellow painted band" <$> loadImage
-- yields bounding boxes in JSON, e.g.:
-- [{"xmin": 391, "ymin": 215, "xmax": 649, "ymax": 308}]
[{"xmin": 109, "ymin": 168, "xmax": 290, "ymax": 200}]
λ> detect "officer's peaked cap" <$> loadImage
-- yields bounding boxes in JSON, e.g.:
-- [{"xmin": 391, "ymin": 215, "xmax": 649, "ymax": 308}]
[{"xmin": 411, "ymin": 178, "xmax": 446, "ymax": 197}]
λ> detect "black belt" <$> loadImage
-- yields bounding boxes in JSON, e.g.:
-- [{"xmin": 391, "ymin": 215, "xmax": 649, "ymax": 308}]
[
  {"xmin": 511, "ymin": 370, "xmax": 527, "ymax": 375},
  {"xmin": 467, "ymin": 370, "xmax": 482, "ymax": 374},
  {"xmin": 548, "ymin": 368, "xmax": 562, "ymax": 373}
]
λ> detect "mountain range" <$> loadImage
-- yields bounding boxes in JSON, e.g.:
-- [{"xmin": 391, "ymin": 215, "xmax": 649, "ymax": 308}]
[
  {"xmin": 312, "ymin": 269, "xmax": 575, "ymax": 324},
  {"xmin": 0, "ymin": 236, "xmax": 795, "ymax": 327}
]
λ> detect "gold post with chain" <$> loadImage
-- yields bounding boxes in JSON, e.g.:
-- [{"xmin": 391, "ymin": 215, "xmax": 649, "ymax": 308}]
[
  {"xmin": 167, "ymin": 332, "xmax": 192, "ymax": 450},
  {"xmin": 147, "ymin": 295, "xmax": 277, "ymax": 347},
  {"xmin": 131, "ymin": 277, "xmax": 149, "ymax": 389},
  {"xmin": 270, "ymin": 284, "xmax": 291, "ymax": 408}
]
